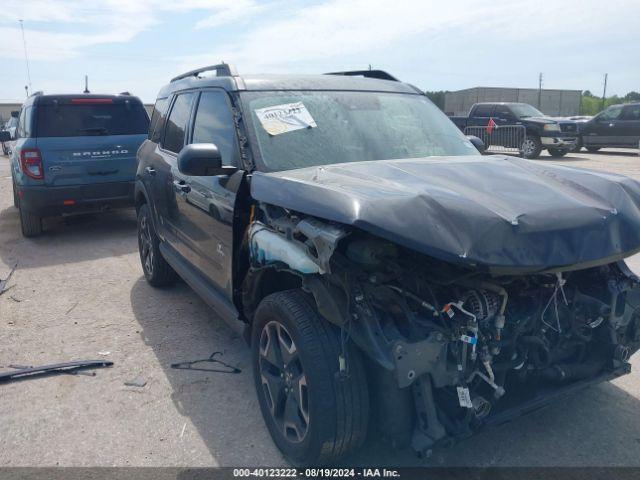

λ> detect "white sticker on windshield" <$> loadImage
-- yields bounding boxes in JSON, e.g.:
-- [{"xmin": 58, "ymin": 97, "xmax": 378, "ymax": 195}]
[{"xmin": 255, "ymin": 102, "xmax": 317, "ymax": 136}]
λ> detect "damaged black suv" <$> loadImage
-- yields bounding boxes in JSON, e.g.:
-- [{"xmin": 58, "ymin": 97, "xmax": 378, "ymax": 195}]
[{"xmin": 135, "ymin": 64, "xmax": 640, "ymax": 465}]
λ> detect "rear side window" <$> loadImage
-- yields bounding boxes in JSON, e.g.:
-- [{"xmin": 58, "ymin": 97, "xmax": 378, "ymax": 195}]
[
  {"xmin": 35, "ymin": 101, "xmax": 149, "ymax": 137},
  {"xmin": 149, "ymin": 97, "xmax": 168, "ymax": 142},
  {"xmin": 162, "ymin": 93, "xmax": 194, "ymax": 153},
  {"xmin": 622, "ymin": 105, "xmax": 640, "ymax": 121},
  {"xmin": 191, "ymin": 91, "xmax": 238, "ymax": 166},
  {"xmin": 23, "ymin": 107, "xmax": 33, "ymax": 137},
  {"xmin": 17, "ymin": 108, "xmax": 26, "ymax": 138},
  {"xmin": 473, "ymin": 105, "xmax": 493, "ymax": 117}
]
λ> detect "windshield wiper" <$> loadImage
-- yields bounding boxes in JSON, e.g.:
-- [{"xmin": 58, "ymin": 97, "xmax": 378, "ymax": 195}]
[
  {"xmin": 0, "ymin": 360, "xmax": 113, "ymax": 383},
  {"xmin": 78, "ymin": 127, "xmax": 110, "ymax": 135}
]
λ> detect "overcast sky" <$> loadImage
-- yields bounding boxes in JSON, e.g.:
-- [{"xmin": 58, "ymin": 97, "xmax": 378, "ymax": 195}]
[{"xmin": 0, "ymin": 0, "xmax": 637, "ymax": 103}]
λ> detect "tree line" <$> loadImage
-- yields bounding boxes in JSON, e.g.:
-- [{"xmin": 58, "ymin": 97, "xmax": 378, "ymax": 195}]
[{"xmin": 580, "ymin": 90, "xmax": 640, "ymax": 115}]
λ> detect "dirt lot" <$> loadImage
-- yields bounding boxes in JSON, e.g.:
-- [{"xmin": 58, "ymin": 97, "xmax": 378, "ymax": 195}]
[{"xmin": 2, "ymin": 149, "xmax": 640, "ymax": 467}]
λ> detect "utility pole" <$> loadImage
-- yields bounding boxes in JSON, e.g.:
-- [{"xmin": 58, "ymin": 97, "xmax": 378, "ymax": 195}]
[
  {"xmin": 601, "ymin": 73, "xmax": 608, "ymax": 110},
  {"xmin": 19, "ymin": 20, "xmax": 32, "ymax": 95},
  {"xmin": 537, "ymin": 73, "xmax": 543, "ymax": 109}
]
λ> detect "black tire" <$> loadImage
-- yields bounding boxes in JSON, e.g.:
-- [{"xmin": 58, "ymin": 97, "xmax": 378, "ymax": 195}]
[
  {"xmin": 521, "ymin": 136, "xmax": 543, "ymax": 159},
  {"xmin": 2, "ymin": 143, "xmax": 8, "ymax": 155},
  {"xmin": 18, "ymin": 201, "xmax": 43, "ymax": 237},
  {"xmin": 137, "ymin": 202, "xmax": 177, "ymax": 287},
  {"xmin": 586, "ymin": 146, "xmax": 601, "ymax": 153},
  {"xmin": 252, "ymin": 290, "xmax": 369, "ymax": 465},
  {"xmin": 547, "ymin": 148, "xmax": 568, "ymax": 158}
]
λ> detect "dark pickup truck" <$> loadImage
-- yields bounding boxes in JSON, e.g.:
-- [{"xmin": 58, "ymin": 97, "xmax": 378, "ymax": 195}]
[
  {"xmin": 579, "ymin": 102, "xmax": 640, "ymax": 152},
  {"xmin": 451, "ymin": 102, "xmax": 578, "ymax": 158}
]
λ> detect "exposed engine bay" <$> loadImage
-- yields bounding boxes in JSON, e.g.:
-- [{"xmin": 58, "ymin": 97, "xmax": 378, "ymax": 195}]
[{"xmin": 244, "ymin": 205, "xmax": 640, "ymax": 453}]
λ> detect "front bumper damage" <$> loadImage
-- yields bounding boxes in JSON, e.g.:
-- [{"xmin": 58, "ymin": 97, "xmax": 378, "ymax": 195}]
[
  {"xmin": 244, "ymin": 156, "xmax": 640, "ymax": 454},
  {"xmin": 244, "ymin": 209, "xmax": 640, "ymax": 454}
]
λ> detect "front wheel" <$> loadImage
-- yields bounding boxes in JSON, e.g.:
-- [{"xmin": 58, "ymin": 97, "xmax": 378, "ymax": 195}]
[
  {"xmin": 521, "ymin": 136, "xmax": 542, "ymax": 159},
  {"xmin": 137, "ymin": 203, "xmax": 177, "ymax": 287},
  {"xmin": 252, "ymin": 290, "xmax": 369, "ymax": 465},
  {"xmin": 547, "ymin": 148, "xmax": 568, "ymax": 158}
]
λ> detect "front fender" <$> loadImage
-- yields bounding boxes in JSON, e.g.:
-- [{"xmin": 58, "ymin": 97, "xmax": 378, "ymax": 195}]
[{"xmin": 525, "ymin": 124, "xmax": 543, "ymax": 136}]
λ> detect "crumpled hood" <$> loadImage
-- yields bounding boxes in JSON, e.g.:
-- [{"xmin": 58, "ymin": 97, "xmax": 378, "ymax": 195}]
[{"xmin": 251, "ymin": 156, "xmax": 640, "ymax": 272}]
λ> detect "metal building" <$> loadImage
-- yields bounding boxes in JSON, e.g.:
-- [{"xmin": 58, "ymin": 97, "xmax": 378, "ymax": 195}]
[{"xmin": 444, "ymin": 87, "xmax": 582, "ymax": 117}]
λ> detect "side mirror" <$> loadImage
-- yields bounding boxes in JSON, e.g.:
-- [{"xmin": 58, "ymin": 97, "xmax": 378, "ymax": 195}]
[
  {"xmin": 0, "ymin": 130, "xmax": 11, "ymax": 143},
  {"xmin": 177, "ymin": 143, "xmax": 237, "ymax": 176},
  {"xmin": 467, "ymin": 135, "xmax": 486, "ymax": 154}
]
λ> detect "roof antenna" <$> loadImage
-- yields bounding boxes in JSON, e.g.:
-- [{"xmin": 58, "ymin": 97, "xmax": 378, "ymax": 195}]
[
  {"xmin": 83, "ymin": 75, "xmax": 90, "ymax": 94},
  {"xmin": 19, "ymin": 20, "xmax": 32, "ymax": 95}
]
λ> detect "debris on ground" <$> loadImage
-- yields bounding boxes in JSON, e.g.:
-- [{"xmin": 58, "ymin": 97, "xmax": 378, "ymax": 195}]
[
  {"xmin": 170, "ymin": 351, "xmax": 241, "ymax": 374},
  {"xmin": 124, "ymin": 376, "xmax": 147, "ymax": 388},
  {"xmin": 7, "ymin": 364, "xmax": 97, "ymax": 377},
  {"xmin": 65, "ymin": 301, "xmax": 79, "ymax": 315},
  {"xmin": 0, "ymin": 360, "xmax": 113, "ymax": 384},
  {"xmin": 0, "ymin": 262, "xmax": 17, "ymax": 296}
]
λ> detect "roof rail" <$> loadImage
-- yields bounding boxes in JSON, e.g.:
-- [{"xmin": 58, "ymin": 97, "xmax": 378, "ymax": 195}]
[
  {"xmin": 119, "ymin": 91, "xmax": 131, "ymax": 96},
  {"xmin": 28, "ymin": 90, "xmax": 44, "ymax": 98},
  {"xmin": 171, "ymin": 63, "xmax": 238, "ymax": 83},
  {"xmin": 324, "ymin": 70, "xmax": 399, "ymax": 82}
]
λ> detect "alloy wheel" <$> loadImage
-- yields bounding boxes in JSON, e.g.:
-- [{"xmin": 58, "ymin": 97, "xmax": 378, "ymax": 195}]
[
  {"xmin": 139, "ymin": 214, "xmax": 154, "ymax": 275},
  {"xmin": 521, "ymin": 138, "xmax": 536, "ymax": 157},
  {"xmin": 259, "ymin": 320, "xmax": 310, "ymax": 443}
]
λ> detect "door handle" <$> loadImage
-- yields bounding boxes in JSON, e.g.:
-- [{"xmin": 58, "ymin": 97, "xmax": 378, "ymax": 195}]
[
  {"xmin": 173, "ymin": 180, "xmax": 191, "ymax": 193},
  {"xmin": 144, "ymin": 166, "xmax": 156, "ymax": 176}
]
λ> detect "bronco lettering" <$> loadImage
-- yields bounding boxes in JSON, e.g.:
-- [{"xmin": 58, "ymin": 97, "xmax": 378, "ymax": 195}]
[{"xmin": 72, "ymin": 150, "xmax": 130, "ymax": 157}]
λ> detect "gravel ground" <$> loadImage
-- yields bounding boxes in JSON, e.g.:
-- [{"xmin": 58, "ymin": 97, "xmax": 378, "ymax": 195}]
[{"xmin": 1, "ymin": 148, "xmax": 640, "ymax": 467}]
